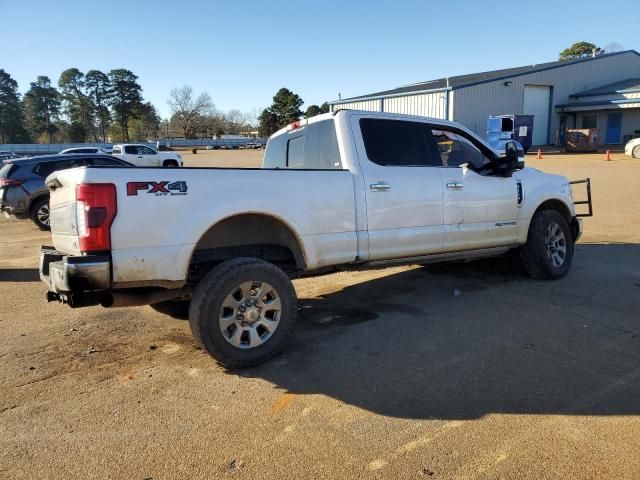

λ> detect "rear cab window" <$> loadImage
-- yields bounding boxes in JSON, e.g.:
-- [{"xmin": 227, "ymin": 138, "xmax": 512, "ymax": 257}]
[
  {"xmin": 263, "ymin": 119, "xmax": 342, "ymax": 170},
  {"xmin": 112, "ymin": 146, "xmax": 122, "ymax": 155}
]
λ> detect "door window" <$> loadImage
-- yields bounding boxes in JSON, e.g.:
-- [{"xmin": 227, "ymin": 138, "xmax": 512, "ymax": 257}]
[
  {"xmin": 141, "ymin": 146, "xmax": 157, "ymax": 155},
  {"xmin": 360, "ymin": 118, "xmax": 437, "ymax": 166},
  {"xmin": 429, "ymin": 129, "xmax": 492, "ymax": 169},
  {"xmin": 124, "ymin": 145, "xmax": 138, "ymax": 154}
]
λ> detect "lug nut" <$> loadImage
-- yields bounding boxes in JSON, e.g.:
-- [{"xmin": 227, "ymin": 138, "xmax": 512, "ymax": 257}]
[
  {"xmin": 239, "ymin": 306, "xmax": 246, "ymax": 313},
  {"xmin": 236, "ymin": 314, "xmax": 244, "ymax": 321}
]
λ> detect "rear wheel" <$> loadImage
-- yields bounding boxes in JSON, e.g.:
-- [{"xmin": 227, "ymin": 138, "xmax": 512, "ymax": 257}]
[
  {"xmin": 521, "ymin": 210, "xmax": 574, "ymax": 279},
  {"xmin": 30, "ymin": 197, "xmax": 50, "ymax": 230},
  {"xmin": 633, "ymin": 145, "xmax": 640, "ymax": 159},
  {"xmin": 189, "ymin": 258, "xmax": 297, "ymax": 368}
]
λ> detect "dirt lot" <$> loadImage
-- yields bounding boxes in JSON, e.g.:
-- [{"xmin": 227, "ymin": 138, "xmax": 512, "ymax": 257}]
[{"xmin": 1, "ymin": 152, "xmax": 639, "ymax": 479}]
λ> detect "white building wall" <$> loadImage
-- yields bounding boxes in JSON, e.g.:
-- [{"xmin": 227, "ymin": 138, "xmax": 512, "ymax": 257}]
[{"xmin": 452, "ymin": 51, "xmax": 640, "ymax": 143}]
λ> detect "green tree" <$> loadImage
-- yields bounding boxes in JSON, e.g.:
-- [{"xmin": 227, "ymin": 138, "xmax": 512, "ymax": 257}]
[
  {"xmin": 0, "ymin": 69, "xmax": 30, "ymax": 143},
  {"xmin": 85, "ymin": 70, "xmax": 112, "ymax": 142},
  {"xmin": 58, "ymin": 68, "xmax": 97, "ymax": 142},
  {"xmin": 270, "ymin": 88, "xmax": 303, "ymax": 126},
  {"xmin": 320, "ymin": 102, "xmax": 330, "ymax": 113},
  {"xmin": 304, "ymin": 104, "xmax": 322, "ymax": 118},
  {"xmin": 257, "ymin": 108, "xmax": 279, "ymax": 137},
  {"xmin": 559, "ymin": 41, "xmax": 604, "ymax": 60},
  {"xmin": 129, "ymin": 102, "xmax": 161, "ymax": 141},
  {"xmin": 24, "ymin": 76, "xmax": 61, "ymax": 143},
  {"xmin": 108, "ymin": 69, "xmax": 143, "ymax": 142}
]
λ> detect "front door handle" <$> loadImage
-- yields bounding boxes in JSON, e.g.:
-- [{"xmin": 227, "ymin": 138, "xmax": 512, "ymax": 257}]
[
  {"xmin": 446, "ymin": 181, "xmax": 464, "ymax": 190},
  {"xmin": 370, "ymin": 182, "xmax": 390, "ymax": 192}
]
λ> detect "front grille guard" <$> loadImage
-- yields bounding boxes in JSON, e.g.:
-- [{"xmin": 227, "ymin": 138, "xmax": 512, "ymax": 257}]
[{"xmin": 570, "ymin": 178, "xmax": 592, "ymax": 217}]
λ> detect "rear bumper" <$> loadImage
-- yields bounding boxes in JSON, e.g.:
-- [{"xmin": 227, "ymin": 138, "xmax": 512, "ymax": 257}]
[{"xmin": 40, "ymin": 246, "xmax": 111, "ymax": 307}]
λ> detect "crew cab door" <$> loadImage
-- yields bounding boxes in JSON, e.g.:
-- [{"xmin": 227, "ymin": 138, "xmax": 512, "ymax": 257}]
[
  {"xmin": 123, "ymin": 145, "xmax": 158, "ymax": 166},
  {"xmin": 428, "ymin": 126, "xmax": 518, "ymax": 251},
  {"xmin": 351, "ymin": 116, "xmax": 444, "ymax": 261}
]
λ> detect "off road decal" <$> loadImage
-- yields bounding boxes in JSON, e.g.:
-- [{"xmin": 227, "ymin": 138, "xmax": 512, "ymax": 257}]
[{"xmin": 127, "ymin": 181, "xmax": 188, "ymax": 196}]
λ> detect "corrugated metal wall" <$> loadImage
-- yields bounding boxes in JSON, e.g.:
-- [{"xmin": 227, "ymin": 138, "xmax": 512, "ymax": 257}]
[
  {"xmin": 383, "ymin": 92, "xmax": 447, "ymax": 118},
  {"xmin": 330, "ymin": 99, "xmax": 381, "ymax": 112},
  {"xmin": 330, "ymin": 91, "xmax": 449, "ymax": 119},
  {"xmin": 452, "ymin": 51, "xmax": 640, "ymax": 143}
]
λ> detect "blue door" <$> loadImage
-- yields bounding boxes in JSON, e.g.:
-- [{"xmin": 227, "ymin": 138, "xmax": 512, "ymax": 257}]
[{"xmin": 606, "ymin": 112, "xmax": 622, "ymax": 144}]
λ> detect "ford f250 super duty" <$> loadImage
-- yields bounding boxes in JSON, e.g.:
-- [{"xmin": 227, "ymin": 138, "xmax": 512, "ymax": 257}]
[{"xmin": 40, "ymin": 111, "xmax": 590, "ymax": 368}]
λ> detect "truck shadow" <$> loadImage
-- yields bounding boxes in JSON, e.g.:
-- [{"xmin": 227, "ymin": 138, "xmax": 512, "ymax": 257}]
[
  {"xmin": 243, "ymin": 243, "xmax": 640, "ymax": 419},
  {"xmin": 0, "ymin": 268, "xmax": 40, "ymax": 282}
]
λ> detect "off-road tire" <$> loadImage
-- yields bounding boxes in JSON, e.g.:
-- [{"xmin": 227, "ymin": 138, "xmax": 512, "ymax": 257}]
[
  {"xmin": 521, "ymin": 210, "xmax": 574, "ymax": 280},
  {"xmin": 189, "ymin": 258, "xmax": 297, "ymax": 368},
  {"xmin": 30, "ymin": 196, "xmax": 50, "ymax": 230},
  {"xmin": 149, "ymin": 300, "xmax": 190, "ymax": 320}
]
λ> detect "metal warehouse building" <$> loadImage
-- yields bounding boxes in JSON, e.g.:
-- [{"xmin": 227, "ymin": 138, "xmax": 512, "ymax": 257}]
[{"xmin": 330, "ymin": 50, "xmax": 640, "ymax": 147}]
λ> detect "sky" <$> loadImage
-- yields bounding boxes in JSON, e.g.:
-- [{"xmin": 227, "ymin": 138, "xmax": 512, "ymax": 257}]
[{"xmin": 1, "ymin": 0, "xmax": 636, "ymax": 119}]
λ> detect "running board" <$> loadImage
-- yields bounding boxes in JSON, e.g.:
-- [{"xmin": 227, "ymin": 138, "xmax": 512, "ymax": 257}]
[{"xmin": 350, "ymin": 246, "xmax": 514, "ymax": 270}]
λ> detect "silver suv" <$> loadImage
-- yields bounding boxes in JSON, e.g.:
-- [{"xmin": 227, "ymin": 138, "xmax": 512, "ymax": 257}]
[{"xmin": 0, "ymin": 154, "xmax": 132, "ymax": 229}]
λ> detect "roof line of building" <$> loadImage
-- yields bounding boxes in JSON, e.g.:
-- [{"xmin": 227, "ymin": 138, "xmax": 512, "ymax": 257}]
[
  {"xmin": 328, "ymin": 86, "xmax": 450, "ymax": 105},
  {"xmin": 331, "ymin": 50, "xmax": 640, "ymax": 105}
]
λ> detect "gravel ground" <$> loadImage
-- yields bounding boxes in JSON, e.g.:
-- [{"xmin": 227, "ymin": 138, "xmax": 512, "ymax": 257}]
[{"xmin": 1, "ymin": 151, "xmax": 639, "ymax": 479}]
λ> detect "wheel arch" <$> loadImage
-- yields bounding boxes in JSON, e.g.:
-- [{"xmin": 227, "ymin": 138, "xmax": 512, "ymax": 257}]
[
  {"xmin": 28, "ymin": 192, "xmax": 50, "ymax": 213},
  {"xmin": 529, "ymin": 198, "xmax": 579, "ymax": 241},
  {"xmin": 188, "ymin": 212, "xmax": 307, "ymax": 277}
]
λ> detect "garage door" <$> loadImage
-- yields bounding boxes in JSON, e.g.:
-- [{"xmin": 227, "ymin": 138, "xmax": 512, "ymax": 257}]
[{"xmin": 523, "ymin": 85, "xmax": 551, "ymax": 145}]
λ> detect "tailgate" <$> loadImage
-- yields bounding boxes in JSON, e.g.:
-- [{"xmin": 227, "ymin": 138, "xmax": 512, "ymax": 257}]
[{"xmin": 46, "ymin": 169, "xmax": 84, "ymax": 256}]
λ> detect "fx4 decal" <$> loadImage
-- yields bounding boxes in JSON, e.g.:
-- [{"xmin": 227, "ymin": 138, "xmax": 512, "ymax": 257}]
[{"xmin": 127, "ymin": 181, "xmax": 188, "ymax": 196}]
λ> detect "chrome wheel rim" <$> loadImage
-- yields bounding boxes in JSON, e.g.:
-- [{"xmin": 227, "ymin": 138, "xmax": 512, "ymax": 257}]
[
  {"xmin": 545, "ymin": 222, "xmax": 566, "ymax": 267},
  {"xmin": 37, "ymin": 204, "xmax": 50, "ymax": 226},
  {"xmin": 219, "ymin": 281, "xmax": 281, "ymax": 349}
]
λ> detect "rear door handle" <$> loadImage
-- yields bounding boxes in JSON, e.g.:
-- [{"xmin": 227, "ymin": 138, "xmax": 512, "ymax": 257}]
[
  {"xmin": 446, "ymin": 181, "xmax": 464, "ymax": 190},
  {"xmin": 370, "ymin": 182, "xmax": 390, "ymax": 192}
]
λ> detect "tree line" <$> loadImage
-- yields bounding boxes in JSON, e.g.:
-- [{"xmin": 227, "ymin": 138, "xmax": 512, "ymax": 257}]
[
  {"xmin": 0, "ymin": 67, "xmax": 331, "ymax": 144},
  {"xmin": 0, "ymin": 68, "xmax": 159, "ymax": 144}
]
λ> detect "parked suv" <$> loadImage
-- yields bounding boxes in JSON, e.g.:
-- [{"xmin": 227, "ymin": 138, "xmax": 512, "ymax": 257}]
[{"xmin": 1, "ymin": 154, "xmax": 132, "ymax": 229}]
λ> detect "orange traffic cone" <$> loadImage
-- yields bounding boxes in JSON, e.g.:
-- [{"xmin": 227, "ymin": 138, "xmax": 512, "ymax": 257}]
[
  {"xmin": 605, "ymin": 149, "xmax": 611, "ymax": 161},
  {"xmin": 537, "ymin": 148, "xmax": 542, "ymax": 159}
]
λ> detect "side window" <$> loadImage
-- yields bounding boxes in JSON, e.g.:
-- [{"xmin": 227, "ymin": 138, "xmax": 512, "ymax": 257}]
[
  {"xmin": 263, "ymin": 135, "xmax": 286, "ymax": 168},
  {"xmin": 303, "ymin": 120, "xmax": 342, "ymax": 169},
  {"xmin": 286, "ymin": 136, "xmax": 305, "ymax": 168},
  {"xmin": 33, "ymin": 162, "xmax": 55, "ymax": 177},
  {"xmin": 359, "ymin": 118, "xmax": 436, "ymax": 166},
  {"xmin": 430, "ymin": 129, "xmax": 492, "ymax": 169},
  {"xmin": 142, "ymin": 146, "xmax": 156, "ymax": 155},
  {"xmin": 90, "ymin": 157, "xmax": 120, "ymax": 166},
  {"xmin": 124, "ymin": 146, "xmax": 137, "ymax": 154}
]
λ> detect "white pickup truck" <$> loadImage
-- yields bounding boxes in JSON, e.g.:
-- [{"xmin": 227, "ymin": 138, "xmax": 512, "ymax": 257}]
[
  {"xmin": 40, "ymin": 111, "xmax": 589, "ymax": 367},
  {"xmin": 110, "ymin": 144, "xmax": 183, "ymax": 167}
]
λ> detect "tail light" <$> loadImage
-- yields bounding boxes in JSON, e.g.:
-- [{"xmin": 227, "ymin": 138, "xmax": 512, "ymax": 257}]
[
  {"xmin": 0, "ymin": 178, "xmax": 23, "ymax": 187},
  {"xmin": 76, "ymin": 183, "xmax": 117, "ymax": 252}
]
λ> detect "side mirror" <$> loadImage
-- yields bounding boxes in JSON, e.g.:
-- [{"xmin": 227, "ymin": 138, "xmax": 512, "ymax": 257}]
[{"xmin": 504, "ymin": 140, "xmax": 525, "ymax": 172}]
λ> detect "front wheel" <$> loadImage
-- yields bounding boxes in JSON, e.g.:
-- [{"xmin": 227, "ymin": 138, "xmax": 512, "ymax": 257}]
[
  {"xmin": 521, "ymin": 210, "xmax": 574, "ymax": 279},
  {"xmin": 189, "ymin": 258, "xmax": 297, "ymax": 368},
  {"xmin": 162, "ymin": 160, "xmax": 179, "ymax": 168},
  {"xmin": 633, "ymin": 145, "xmax": 640, "ymax": 159},
  {"xmin": 30, "ymin": 197, "xmax": 50, "ymax": 230}
]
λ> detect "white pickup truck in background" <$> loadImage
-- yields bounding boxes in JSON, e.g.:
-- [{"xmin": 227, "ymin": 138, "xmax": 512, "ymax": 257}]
[
  {"xmin": 40, "ymin": 111, "xmax": 589, "ymax": 367},
  {"xmin": 110, "ymin": 143, "xmax": 183, "ymax": 167}
]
